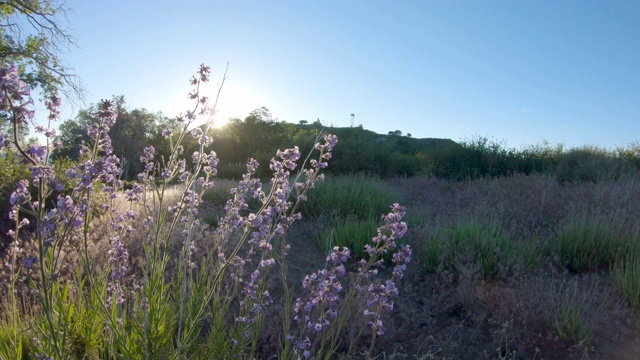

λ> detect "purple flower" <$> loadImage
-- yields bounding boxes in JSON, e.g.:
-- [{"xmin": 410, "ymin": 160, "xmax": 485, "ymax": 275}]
[
  {"xmin": 28, "ymin": 144, "xmax": 47, "ymax": 162},
  {"xmin": 9, "ymin": 180, "xmax": 29, "ymax": 206},
  {"xmin": 97, "ymin": 99, "xmax": 117, "ymax": 127},
  {"xmin": 0, "ymin": 64, "xmax": 31, "ymax": 112},
  {"xmin": 22, "ymin": 255, "xmax": 38, "ymax": 268},
  {"xmin": 45, "ymin": 94, "xmax": 62, "ymax": 121}
]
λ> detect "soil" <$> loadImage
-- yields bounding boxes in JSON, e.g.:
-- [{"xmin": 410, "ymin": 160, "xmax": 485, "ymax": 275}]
[
  {"xmin": 258, "ymin": 217, "xmax": 640, "ymax": 360},
  {"xmin": 220, "ymin": 175, "xmax": 640, "ymax": 360}
]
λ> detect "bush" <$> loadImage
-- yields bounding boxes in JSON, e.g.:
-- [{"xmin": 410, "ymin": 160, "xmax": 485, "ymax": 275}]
[
  {"xmin": 612, "ymin": 236, "xmax": 640, "ymax": 309},
  {"xmin": 555, "ymin": 146, "xmax": 636, "ymax": 184},
  {"xmin": 318, "ymin": 218, "xmax": 380, "ymax": 260},
  {"xmin": 201, "ymin": 179, "xmax": 237, "ymax": 205},
  {"xmin": 552, "ymin": 213, "xmax": 627, "ymax": 272},
  {"xmin": 0, "ymin": 149, "xmax": 31, "ymax": 253},
  {"xmin": 303, "ymin": 173, "xmax": 401, "ymax": 221},
  {"xmin": 423, "ymin": 218, "xmax": 519, "ymax": 278}
]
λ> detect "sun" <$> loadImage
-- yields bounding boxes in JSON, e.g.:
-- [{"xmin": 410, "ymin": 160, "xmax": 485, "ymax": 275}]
[
  {"xmin": 162, "ymin": 82, "xmax": 264, "ymax": 129},
  {"xmin": 210, "ymin": 83, "xmax": 264, "ymax": 129}
]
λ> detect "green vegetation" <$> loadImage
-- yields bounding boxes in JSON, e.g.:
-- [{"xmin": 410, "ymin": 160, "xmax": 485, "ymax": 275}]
[
  {"xmin": 318, "ymin": 218, "xmax": 380, "ymax": 260},
  {"xmin": 201, "ymin": 179, "xmax": 237, "ymax": 205},
  {"xmin": 552, "ymin": 214, "xmax": 627, "ymax": 272},
  {"xmin": 303, "ymin": 173, "xmax": 402, "ymax": 221},
  {"xmin": 553, "ymin": 298, "xmax": 591, "ymax": 345},
  {"xmin": 0, "ymin": 0, "xmax": 82, "ymax": 101},
  {"xmin": 422, "ymin": 218, "xmax": 522, "ymax": 279},
  {"xmin": 612, "ymin": 237, "xmax": 640, "ymax": 309},
  {"xmin": 54, "ymin": 96, "xmax": 178, "ymax": 180},
  {"xmin": 49, "ymin": 102, "xmax": 640, "ymax": 184}
]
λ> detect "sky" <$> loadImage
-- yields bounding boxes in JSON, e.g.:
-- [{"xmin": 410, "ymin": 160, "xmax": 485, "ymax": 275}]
[{"xmin": 48, "ymin": 0, "xmax": 640, "ymax": 149}]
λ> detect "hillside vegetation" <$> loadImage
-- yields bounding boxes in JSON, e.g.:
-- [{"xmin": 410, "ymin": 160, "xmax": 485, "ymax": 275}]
[{"xmin": 49, "ymin": 104, "xmax": 640, "ymax": 182}]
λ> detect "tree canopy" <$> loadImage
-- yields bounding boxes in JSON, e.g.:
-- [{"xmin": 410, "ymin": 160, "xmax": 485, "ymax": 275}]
[
  {"xmin": 0, "ymin": 0, "xmax": 81, "ymax": 99},
  {"xmin": 54, "ymin": 96, "xmax": 177, "ymax": 180}
]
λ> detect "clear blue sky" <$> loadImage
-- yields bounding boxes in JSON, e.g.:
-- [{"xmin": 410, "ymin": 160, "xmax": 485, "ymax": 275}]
[{"xmin": 56, "ymin": 0, "xmax": 640, "ymax": 149}]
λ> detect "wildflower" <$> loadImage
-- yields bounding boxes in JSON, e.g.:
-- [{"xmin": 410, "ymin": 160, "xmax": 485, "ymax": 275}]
[
  {"xmin": 22, "ymin": 255, "xmax": 38, "ymax": 269},
  {"xmin": 9, "ymin": 180, "xmax": 29, "ymax": 206},
  {"xmin": 45, "ymin": 94, "xmax": 62, "ymax": 121}
]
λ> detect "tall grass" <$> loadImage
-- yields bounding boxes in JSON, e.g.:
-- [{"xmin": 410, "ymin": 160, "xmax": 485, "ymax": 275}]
[
  {"xmin": 303, "ymin": 173, "xmax": 402, "ymax": 221},
  {"xmin": 612, "ymin": 235, "xmax": 640, "ymax": 309},
  {"xmin": 318, "ymin": 217, "xmax": 380, "ymax": 260},
  {"xmin": 552, "ymin": 213, "xmax": 628, "ymax": 272},
  {"xmin": 422, "ymin": 218, "xmax": 523, "ymax": 279}
]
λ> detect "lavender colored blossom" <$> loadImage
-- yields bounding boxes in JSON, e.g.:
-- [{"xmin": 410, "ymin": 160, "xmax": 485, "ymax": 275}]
[
  {"xmin": 0, "ymin": 64, "xmax": 31, "ymax": 114},
  {"xmin": 22, "ymin": 255, "xmax": 38, "ymax": 268},
  {"xmin": 28, "ymin": 144, "xmax": 47, "ymax": 162},
  {"xmin": 292, "ymin": 247, "xmax": 349, "ymax": 336},
  {"xmin": 107, "ymin": 235, "xmax": 128, "ymax": 309},
  {"xmin": 45, "ymin": 94, "xmax": 62, "ymax": 121},
  {"xmin": 96, "ymin": 99, "xmax": 117, "ymax": 127},
  {"xmin": 30, "ymin": 165, "xmax": 55, "ymax": 182},
  {"xmin": 9, "ymin": 180, "xmax": 29, "ymax": 206}
]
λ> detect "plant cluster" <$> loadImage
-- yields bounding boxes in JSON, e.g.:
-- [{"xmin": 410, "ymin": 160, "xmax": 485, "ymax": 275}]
[{"xmin": 0, "ymin": 64, "xmax": 411, "ymax": 359}]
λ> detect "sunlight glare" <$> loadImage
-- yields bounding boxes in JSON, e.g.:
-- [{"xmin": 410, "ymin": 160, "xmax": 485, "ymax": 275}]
[
  {"xmin": 162, "ymin": 82, "xmax": 264, "ymax": 129},
  {"xmin": 212, "ymin": 83, "xmax": 264, "ymax": 128}
]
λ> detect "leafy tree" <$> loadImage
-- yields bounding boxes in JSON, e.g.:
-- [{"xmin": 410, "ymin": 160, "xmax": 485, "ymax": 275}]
[
  {"xmin": 210, "ymin": 107, "xmax": 317, "ymax": 178},
  {"xmin": 54, "ymin": 96, "xmax": 175, "ymax": 179},
  {"xmin": 0, "ymin": 0, "xmax": 82, "ymax": 98}
]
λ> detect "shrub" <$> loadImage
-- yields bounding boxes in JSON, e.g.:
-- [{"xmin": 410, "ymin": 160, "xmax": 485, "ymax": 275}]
[
  {"xmin": 0, "ymin": 149, "xmax": 31, "ymax": 252},
  {"xmin": 552, "ymin": 213, "xmax": 627, "ymax": 272},
  {"xmin": 612, "ymin": 236, "xmax": 640, "ymax": 309},
  {"xmin": 318, "ymin": 217, "xmax": 380, "ymax": 260},
  {"xmin": 303, "ymin": 173, "xmax": 401, "ymax": 221},
  {"xmin": 201, "ymin": 178, "xmax": 237, "ymax": 205},
  {"xmin": 555, "ymin": 146, "xmax": 636, "ymax": 184},
  {"xmin": 422, "ymin": 218, "xmax": 518, "ymax": 278},
  {"xmin": 553, "ymin": 298, "xmax": 592, "ymax": 345}
]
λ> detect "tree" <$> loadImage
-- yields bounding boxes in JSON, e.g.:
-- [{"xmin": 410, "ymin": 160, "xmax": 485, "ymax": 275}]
[
  {"xmin": 54, "ymin": 96, "xmax": 175, "ymax": 180},
  {"xmin": 0, "ymin": 0, "xmax": 82, "ymax": 99}
]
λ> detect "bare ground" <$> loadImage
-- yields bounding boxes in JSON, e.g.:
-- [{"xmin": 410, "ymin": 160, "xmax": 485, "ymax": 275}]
[{"xmin": 244, "ymin": 175, "xmax": 640, "ymax": 359}]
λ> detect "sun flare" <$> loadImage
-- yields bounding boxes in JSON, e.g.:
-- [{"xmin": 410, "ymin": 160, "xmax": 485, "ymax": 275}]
[
  {"xmin": 211, "ymin": 83, "xmax": 264, "ymax": 129},
  {"xmin": 163, "ymin": 82, "xmax": 265, "ymax": 129}
]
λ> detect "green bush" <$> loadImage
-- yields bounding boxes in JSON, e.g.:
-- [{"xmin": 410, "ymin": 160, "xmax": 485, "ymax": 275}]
[
  {"xmin": 552, "ymin": 214, "xmax": 627, "ymax": 272},
  {"xmin": 553, "ymin": 298, "xmax": 591, "ymax": 345},
  {"xmin": 200, "ymin": 211, "xmax": 220, "ymax": 228},
  {"xmin": 215, "ymin": 162, "xmax": 246, "ymax": 180},
  {"xmin": 318, "ymin": 218, "xmax": 380, "ymax": 261},
  {"xmin": 303, "ymin": 173, "xmax": 401, "ymax": 221},
  {"xmin": 612, "ymin": 237, "xmax": 640, "ymax": 309},
  {"xmin": 202, "ymin": 184, "xmax": 234, "ymax": 205},
  {"xmin": 422, "ymin": 218, "xmax": 519, "ymax": 278},
  {"xmin": 555, "ymin": 146, "xmax": 636, "ymax": 183}
]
